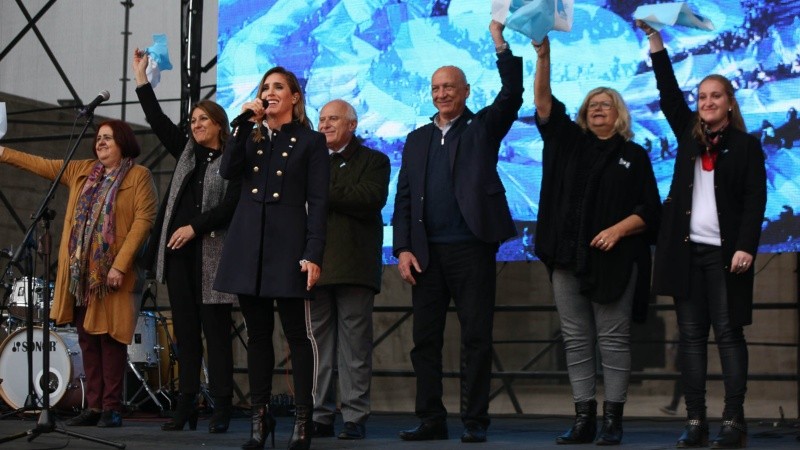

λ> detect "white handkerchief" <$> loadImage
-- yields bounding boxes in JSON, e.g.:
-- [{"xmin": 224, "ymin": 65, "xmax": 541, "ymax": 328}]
[
  {"xmin": 146, "ymin": 58, "xmax": 163, "ymax": 89},
  {"xmin": 0, "ymin": 103, "xmax": 6, "ymax": 140},
  {"xmin": 633, "ymin": 2, "xmax": 714, "ymax": 32},
  {"xmin": 492, "ymin": 0, "xmax": 574, "ymax": 43}
]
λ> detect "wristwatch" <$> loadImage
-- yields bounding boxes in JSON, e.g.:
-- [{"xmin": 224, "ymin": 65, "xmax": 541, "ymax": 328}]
[{"xmin": 495, "ymin": 41, "xmax": 509, "ymax": 54}]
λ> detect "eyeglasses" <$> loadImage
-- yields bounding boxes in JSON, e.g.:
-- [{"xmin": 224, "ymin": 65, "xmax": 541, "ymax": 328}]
[{"xmin": 588, "ymin": 101, "xmax": 615, "ymax": 110}]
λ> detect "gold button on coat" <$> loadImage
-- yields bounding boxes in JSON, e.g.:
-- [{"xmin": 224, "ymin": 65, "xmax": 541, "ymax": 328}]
[
  {"xmin": 273, "ymin": 193, "xmax": 280, "ymax": 199},
  {"xmin": 251, "ymin": 188, "xmax": 258, "ymax": 194}
]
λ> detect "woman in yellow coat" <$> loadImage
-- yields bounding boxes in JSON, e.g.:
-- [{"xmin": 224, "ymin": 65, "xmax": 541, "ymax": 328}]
[{"xmin": 0, "ymin": 120, "xmax": 157, "ymax": 427}]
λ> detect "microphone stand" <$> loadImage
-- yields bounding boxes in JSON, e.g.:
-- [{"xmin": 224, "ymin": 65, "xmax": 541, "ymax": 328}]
[{"xmin": 0, "ymin": 112, "xmax": 125, "ymax": 449}]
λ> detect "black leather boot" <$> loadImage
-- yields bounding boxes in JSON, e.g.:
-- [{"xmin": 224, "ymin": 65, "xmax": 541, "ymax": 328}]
[
  {"xmin": 209, "ymin": 397, "xmax": 232, "ymax": 434},
  {"xmin": 676, "ymin": 410, "xmax": 709, "ymax": 448},
  {"xmin": 241, "ymin": 404, "xmax": 276, "ymax": 450},
  {"xmin": 287, "ymin": 404, "xmax": 312, "ymax": 450},
  {"xmin": 162, "ymin": 393, "xmax": 199, "ymax": 431},
  {"xmin": 710, "ymin": 412, "xmax": 747, "ymax": 449},
  {"xmin": 556, "ymin": 399, "xmax": 597, "ymax": 444},
  {"xmin": 596, "ymin": 401, "xmax": 624, "ymax": 445}
]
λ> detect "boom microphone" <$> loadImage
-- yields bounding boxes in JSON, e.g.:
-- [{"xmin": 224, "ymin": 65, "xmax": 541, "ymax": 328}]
[
  {"xmin": 78, "ymin": 90, "xmax": 111, "ymax": 117},
  {"xmin": 230, "ymin": 99, "xmax": 268, "ymax": 127}
]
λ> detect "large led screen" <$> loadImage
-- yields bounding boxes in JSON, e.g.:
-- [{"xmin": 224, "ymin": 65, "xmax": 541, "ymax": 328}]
[{"xmin": 218, "ymin": 0, "xmax": 800, "ymax": 262}]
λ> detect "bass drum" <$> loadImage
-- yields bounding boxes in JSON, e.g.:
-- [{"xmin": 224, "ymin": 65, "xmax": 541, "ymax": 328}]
[{"xmin": 0, "ymin": 327, "xmax": 85, "ymax": 411}]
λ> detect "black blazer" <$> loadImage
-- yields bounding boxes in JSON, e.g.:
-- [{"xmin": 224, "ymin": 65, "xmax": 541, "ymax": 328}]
[
  {"xmin": 214, "ymin": 121, "xmax": 329, "ymax": 299},
  {"xmin": 135, "ymin": 83, "xmax": 241, "ymax": 272},
  {"xmin": 650, "ymin": 49, "xmax": 767, "ymax": 327},
  {"xmin": 392, "ymin": 52, "xmax": 523, "ymax": 270}
]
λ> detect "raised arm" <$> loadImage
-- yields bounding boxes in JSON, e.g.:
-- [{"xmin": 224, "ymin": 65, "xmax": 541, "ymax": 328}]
[
  {"xmin": 533, "ymin": 36, "xmax": 552, "ymax": 121},
  {"xmin": 132, "ymin": 48, "xmax": 186, "ymax": 157},
  {"xmin": 635, "ymin": 20, "xmax": 665, "ymax": 53},
  {"xmin": 484, "ymin": 20, "xmax": 524, "ymax": 140},
  {"xmin": 634, "ymin": 21, "xmax": 693, "ymax": 138}
]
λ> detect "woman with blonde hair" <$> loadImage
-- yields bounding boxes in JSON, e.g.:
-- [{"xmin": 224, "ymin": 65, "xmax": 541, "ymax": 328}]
[{"xmin": 532, "ymin": 36, "xmax": 661, "ymax": 445}]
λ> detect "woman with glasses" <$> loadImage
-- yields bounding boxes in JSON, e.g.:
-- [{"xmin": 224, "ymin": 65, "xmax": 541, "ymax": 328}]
[
  {"xmin": 637, "ymin": 21, "xmax": 766, "ymax": 448},
  {"xmin": 0, "ymin": 121, "xmax": 157, "ymax": 428},
  {"xmin": 531, "ymin": 36, "xmax": 661, "ymax": 445}
]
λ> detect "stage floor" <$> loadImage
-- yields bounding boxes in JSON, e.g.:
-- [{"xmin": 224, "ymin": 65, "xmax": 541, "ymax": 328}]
[{"xmin": 0, "ymin": 410, "xmax": 798, "ymax": 449}]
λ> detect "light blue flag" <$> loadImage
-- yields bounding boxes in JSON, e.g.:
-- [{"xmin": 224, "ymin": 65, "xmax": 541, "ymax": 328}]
[
  {"xmin": 633, "ymin": 2, "xmax": 715, "ymax": 32},
  {"xmin": 492, "ymin": 0, "xmax": 574, "ymax": 43},
  {"xmin": 145, "ymin": 34, "xmax": 173, "ymax": 88}
]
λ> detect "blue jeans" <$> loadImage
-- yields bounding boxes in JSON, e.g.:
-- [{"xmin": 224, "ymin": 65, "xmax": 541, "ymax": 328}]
[
  {"xmin": 675, "ymin": 243, "xmax": 748, "ymax": 416},
  {"xmin": 552, "ymin": 266, "xmax": 637, "ymax": 403}
]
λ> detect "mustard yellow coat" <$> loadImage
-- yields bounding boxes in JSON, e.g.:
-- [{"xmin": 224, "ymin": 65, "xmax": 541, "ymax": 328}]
[{"xmin": 1, "ymin": 148, "xmax": 157, "ymax": 344}]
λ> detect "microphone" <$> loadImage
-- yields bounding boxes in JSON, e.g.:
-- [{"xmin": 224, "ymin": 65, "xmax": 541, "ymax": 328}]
[
  {"xmin": 230, "ymin": 99, "xmax": 268, "ymax": 128},
  {"xmin": 78, "ymin": 90, "xmax": 111, "ymax": 117}
]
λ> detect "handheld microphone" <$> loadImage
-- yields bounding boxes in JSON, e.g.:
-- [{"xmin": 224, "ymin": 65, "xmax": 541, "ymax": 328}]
[
  {"xmin": 78, "ymin": 90, "xmax": 111, "ymax": 117},
  {"xmin": 230, "ymin": 99, "xmax": 268, "ymax": 128}
]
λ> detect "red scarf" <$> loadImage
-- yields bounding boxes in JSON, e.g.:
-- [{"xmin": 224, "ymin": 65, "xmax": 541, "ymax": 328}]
[{"xmin": 701, "ymin": 122, "xmax": 727, "ymax": 171}]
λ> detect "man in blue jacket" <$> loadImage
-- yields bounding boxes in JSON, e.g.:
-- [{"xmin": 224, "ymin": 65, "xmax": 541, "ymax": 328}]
[{"xmin": 392, "ymin": 20, "xmax": 523, "ymax": 443}]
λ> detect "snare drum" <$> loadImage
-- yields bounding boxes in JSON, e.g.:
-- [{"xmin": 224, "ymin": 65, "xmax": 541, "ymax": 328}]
[
  {"xmin": 6, "ymin": 277, "xmax": 51, "ymax": 322},
  {"xmin": 128, "ymin": 312, "xmax": 159, "ymax": 366},
  {"xmin": 0, "ymin": 326, "xmax": 85, "ymax": 411}
]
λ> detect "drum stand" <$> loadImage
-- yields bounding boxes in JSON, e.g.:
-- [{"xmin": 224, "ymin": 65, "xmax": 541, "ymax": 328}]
[
  {"xmin": 124, "ymin": 358, "xmax": 166, "ymax": 412},
  {"xmin": 0, "ymin": 113, "xmax": 124, "ymax": 449},
  {"xmin": 123, "ymin": 283, "xmax": 176, "ymax": 413}
]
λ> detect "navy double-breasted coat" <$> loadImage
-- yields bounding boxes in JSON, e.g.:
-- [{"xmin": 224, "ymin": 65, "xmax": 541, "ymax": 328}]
[{"xmin": 213, "ymin": 121, "xmax": 329, "ymax": 299}]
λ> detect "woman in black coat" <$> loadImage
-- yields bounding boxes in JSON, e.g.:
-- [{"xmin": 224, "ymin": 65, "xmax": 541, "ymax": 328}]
[
  {"xmin": 133, "ymin": 49, "xmax": 241, "ymax": 433},
  {"xmin": 214, "ymin": 66, "xmax": 329, "ymax": 450},
  {"xmin": 637, "ymin": 22, "xmax": 767, "ymax": 449},
  {"xmin": 532, "ymin": 36, "xmax": 661, "ymax": 446}
]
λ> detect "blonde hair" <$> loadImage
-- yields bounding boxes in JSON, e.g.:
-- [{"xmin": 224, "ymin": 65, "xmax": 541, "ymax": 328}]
[{"xmin": 576, "ymin": 87, "xmax": 634, "ymax": 141}]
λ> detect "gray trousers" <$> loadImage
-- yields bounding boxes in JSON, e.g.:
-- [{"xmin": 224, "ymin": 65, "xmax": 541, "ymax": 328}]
[
  {"xmin": 309, "ymin": 284, "xmax": 374, "ymax": 425},
  {"xmin": 552, "ymin": 266, "xmax": 637, "ymax": 403}
]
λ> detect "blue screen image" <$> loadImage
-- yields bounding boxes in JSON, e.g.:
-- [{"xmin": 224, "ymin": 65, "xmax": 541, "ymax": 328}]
[{"xmin": 217, "ymin": 0, "xmax": 800, "ymax": 262}]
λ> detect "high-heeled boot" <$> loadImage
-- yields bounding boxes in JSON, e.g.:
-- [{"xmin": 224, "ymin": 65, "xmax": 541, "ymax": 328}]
[
  {"xmin": 556, "ymin": 399, "xmax": 597, "ymax": 444},
  {"xmin": 209, "ymin": 397, "xmax": 232, "ymax": 434},
  {"xmin": 162, "ymin": 393, "xmax": 199, "ymax": 431},
  {"xmin": 711, "ymin": 411, "xmax": 747, "ymax": 449},
  {"xmin": 287, "ymin": 404, "xmax": 312, "ymax": 450},
  {"xmin": 241, "ymin": 404, "xmax": 276, "ymax": 450},
  {"xmin": 596, "ymin": 401, "xmax": 624, "ymax": 445},
  {"xmin": 676, "ymin": 409, "xmax": 709, "ymax": 448}
]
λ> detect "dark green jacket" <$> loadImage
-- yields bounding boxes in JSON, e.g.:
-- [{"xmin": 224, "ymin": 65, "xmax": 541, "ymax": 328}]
[{"xmin": 318, "ymin": 138, "xmax": 390, "ymax": 292}]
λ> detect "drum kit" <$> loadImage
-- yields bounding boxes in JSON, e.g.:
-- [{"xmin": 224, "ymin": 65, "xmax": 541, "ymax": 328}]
[{"xmin": 0, "ymin": 275, "xmax": 178, "ymax": 415}]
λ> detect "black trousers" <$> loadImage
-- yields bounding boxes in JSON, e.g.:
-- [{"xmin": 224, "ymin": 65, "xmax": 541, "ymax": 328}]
[
  {"xmin": 675, "ymin": 243, "xmax": 748, "ymax": 416},
  {"xmin": 410, "ymin": 242, "xmax": 497, "ymax": 428},
  {"xmin": 166, "ymin": 252, "xmax": 234, "ymax": 398},
  {"xmin": 238, "ymin": 295, "xmax": 315, "ymax": 407}
]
